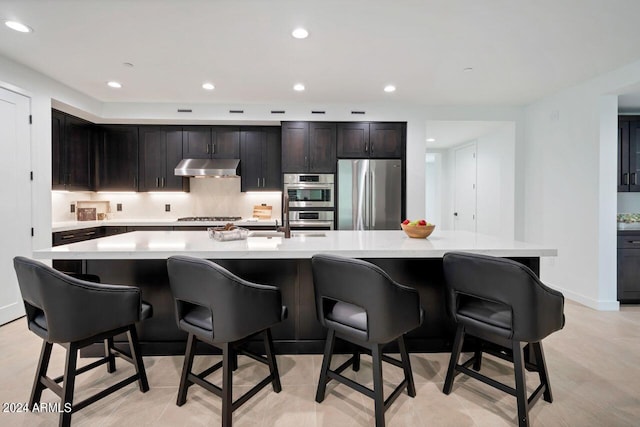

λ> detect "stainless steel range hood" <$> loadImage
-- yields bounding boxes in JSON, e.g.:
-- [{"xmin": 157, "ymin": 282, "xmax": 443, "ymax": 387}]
[{"xmin": 174, "ymin": 158, "xmax": 240, "ymax": 178}]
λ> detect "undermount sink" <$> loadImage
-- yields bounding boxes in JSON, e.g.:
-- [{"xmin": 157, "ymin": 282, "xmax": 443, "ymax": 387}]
[
  {"xmin": 248, "ymin": 231, "xmax": 285, "ymax": 238},
  {"xmin": 248, "ymin": 231, "xmax": 326, "ymax": 238},
  {"xmin": 292, "ymin": 231, "xmax": 326, "ymax": 237}
]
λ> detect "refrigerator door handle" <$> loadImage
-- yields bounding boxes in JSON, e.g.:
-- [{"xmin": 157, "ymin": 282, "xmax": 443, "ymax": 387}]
[
  {"xmin": 364, "ymin": 167, "xmax": 370, "ymax": 229},
  {"xmin": 370, "ymin": 169, "xmax": 376, "ymax": 228},
  {"xmin": 355, "ymin": 160, "xmax": 366, "ymax": 230}
]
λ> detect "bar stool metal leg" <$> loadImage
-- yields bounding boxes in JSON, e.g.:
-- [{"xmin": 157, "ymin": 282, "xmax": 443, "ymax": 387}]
[
  {"xmin": 443, "ymin": 324, "xmax": 465, "ymax": 395},
  {"xmin": 263, "ymin": 328, "xmax": 281, "ymax": 393},
  {"xmin": 104, "ymin": 337, "xmax": 116, "ymax": 373},
  {"xmin": 398, "ymin": 335, "xmax": 416, "ymax": 397},
  {"xmin": 60, "ymin": 343, "xmax": 78, "ymax": 427},
  {"xmin": 127, "ymin": 325, "xmax": 149, "ymax": 392},
  {"xmin": 512, "ymin": 341, "xmax": 529, "ymax": 427},
  {"xmin": 315, "ymin": 329, "xmax": 336, "ymax": 403},
  {"xmin": 29, "ymin": 341, "xmax": 53, "ymax": 410},
  {"xmin": 177, "ymin": 333, "xmax": 197, "ymax": 406},
  {"xmin": 222, "ymin": 342, "xmax": 233, "ymax": 427},
  {"xmin": 371, "ymin": 344, "xmax": 385, "ymax": 427},
  {"xmin": 532, "ymin": 341, "xmax": 553, "ymax": 403}
]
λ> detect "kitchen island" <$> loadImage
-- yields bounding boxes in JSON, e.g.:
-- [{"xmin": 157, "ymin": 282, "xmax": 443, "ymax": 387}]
[{"xmin": 33, "ymin": 230, "xmax": 556, "ymax": 355}]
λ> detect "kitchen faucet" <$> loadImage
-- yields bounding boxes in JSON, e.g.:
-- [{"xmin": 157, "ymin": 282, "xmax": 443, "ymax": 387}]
[{"xmin": 277, "ymin": 193, "xmax": 291, "ymax": 238}]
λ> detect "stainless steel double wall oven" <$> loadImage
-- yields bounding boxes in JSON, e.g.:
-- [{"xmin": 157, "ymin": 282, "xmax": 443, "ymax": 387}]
[{"xmin": 283, "ymin": 174, "xmax": 334, "ymax": 230}]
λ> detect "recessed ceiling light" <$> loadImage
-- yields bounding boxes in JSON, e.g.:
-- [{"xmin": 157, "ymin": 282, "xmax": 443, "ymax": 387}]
[
  {"xmin": 107, "ymin": 81, "xmax": 122, "ymax": 88},
  {"xmin": 202, "ymin": 82, "xmax": 215, "ymax": 90},
  {"xmin": 384, "ymin": 85, "xmax": 396, "ymax": 93},
  {"xmin": 426, "ymin": 138, "xmax": 436, "ymax": 142},
  {"xmin": 293, "ymin": 83, "xmax": 305, "ymax": 91},
  {"xmin": 463, "ymin": 67, "xmax": 474, "ymax": 72},
  {"xmin": 5, "ymin": 20, "xmax": 32, "ymax": 33},
  {"xmin": 291, "ymin": 28, "xmax": 309, "ymax": 39}
]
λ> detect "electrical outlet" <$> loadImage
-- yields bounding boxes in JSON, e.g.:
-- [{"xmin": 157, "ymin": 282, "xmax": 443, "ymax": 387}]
[
  {"xmin": 165, "ymin": 204, "xmax": 171, "ymax": 212},
  {"xmin": 117, "ymin": 203, "xmax": 122, "ymax": 212},
  {"xmin": 70, "ymin": 204, "xmax": 75, "ymax": 213}
]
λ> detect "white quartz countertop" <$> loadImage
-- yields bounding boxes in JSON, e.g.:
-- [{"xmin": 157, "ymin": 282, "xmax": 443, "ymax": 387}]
[
  {"xmin": 34, "ymin": 230, "xmax": 557, "ymax": 260},
  {"xmin": 52, "ymin": 219, "xmax": 278, "ymax": 232}
]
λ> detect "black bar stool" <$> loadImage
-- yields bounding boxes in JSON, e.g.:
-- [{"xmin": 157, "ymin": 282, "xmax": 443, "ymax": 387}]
[
  {"xmin": 166, "ymin": 255, "xmax": 287, "ymax": 427},
  {"xmin": 311, "ymin": 254, "xmax": 423, "ymax": 427},
  {"xmin": 442, "ymin": 252, "xmax": 565, "ymax": 427},
  {"xmin": 13, "ymin": 256, "xmax": 152, "ymax": 427}
]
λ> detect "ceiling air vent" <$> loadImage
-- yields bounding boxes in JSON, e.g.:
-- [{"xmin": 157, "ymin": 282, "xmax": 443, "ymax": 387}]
[
  {"xmin": 351, "ymin": 111, "xmax": 366, "ymax": 115},
  {"xmin": 177, "ymin": 109, "xmax": 192, "ymax": 113},
  {"xmin": 311, "ymin": 110, "xmax": 326, "ymax": 114},
  {"xmin": 229, "ymin": 109, "xmax": 244, "ymax": 114},
  {"xmin": 271, "ymin": 110, "xmax": 285, "ymax": 114}
]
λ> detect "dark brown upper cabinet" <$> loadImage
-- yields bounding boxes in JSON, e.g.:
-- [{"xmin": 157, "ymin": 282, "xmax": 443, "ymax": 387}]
[
  {"xmin": 337, "ymin": 122, "xmax": 405, "ymax": 159},
  {"xmin": 94, "ymin": 125, "xmax": 139, "ymax": 191},
  {"xmin": 281, "ymin": 122, "xmax": 336, "ymax": 173},
  {"xmin": 182, "ymin": 126, "xmax": 240, "ymax": 159},
  {"xmin": 138, "ymin": 126, "xmax": 189, "ymax": 192},
  {"xmin": 240, "ymin": 127, "xmax": 281, "ymax": 191},
  {"xmin": 51, "ymin": 110, "xmax": 93, "ymax": 190},
  {"xmin": 618, "ymin": 117, "xmax": 640, "ymax": 192}
]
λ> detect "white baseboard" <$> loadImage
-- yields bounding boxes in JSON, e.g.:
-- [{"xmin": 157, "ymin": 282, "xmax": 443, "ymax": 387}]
[
  {"xmin": 556, "ymin": 287, "xmax": 620, "ymax": 311},
  {"xmin": 0, "ymin": 301, "xmax": 25, "ymax": 326}
]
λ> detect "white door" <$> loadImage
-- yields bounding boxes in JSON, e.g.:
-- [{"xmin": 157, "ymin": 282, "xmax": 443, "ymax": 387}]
[
  {"xmin": 453, "ymin": 142, "xmax": 477, "ymax": 232},
  {"xmin": 0, "ymin": 87, "xmax": 31, "ymax": 325}
]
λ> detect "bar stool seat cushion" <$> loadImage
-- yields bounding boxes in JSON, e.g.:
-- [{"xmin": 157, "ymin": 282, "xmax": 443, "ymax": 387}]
[
  {"xmin": 457, "ymin": 297, "xmax": 512, "ymax": 330},
  {"xmin": 327, "ymin": 301, "xmax": 367, "ymax": 331},
  {"xmin": 183, "ymin": 305, "xmax": 213, "ymax": 331}
]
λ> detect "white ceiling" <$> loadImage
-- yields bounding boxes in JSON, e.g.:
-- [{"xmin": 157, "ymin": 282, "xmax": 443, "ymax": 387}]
[{"xmin": 2, "ymin": 0, "xmax": 640, "ymax": 107}]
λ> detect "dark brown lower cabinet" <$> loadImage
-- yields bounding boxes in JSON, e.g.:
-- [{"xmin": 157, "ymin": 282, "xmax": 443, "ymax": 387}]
[{"xmin": 617, "ymin": 231, "xmax": 640, "ymax": 302}]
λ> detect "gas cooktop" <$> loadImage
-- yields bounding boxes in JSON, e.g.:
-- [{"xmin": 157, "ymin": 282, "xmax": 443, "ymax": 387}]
[{"xmin": 177, "ymin": 216, "xmax": 242, "ymax": 222}]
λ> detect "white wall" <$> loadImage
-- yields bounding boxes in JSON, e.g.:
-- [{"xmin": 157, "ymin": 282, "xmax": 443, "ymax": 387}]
[
  {"xmin": 0, "ymin": 54, "xmax": 102, "ymax": 251},
  {"xmin": 430, "ymin": 123, "xmax": 515, "ymax": 239},
  {"xmin": 523, "ymin": 58, "xmax": 640, "ymax": 310},
  {"xmin": 476, "ymin": 124, "xmax": 515, "ymax": 240}
]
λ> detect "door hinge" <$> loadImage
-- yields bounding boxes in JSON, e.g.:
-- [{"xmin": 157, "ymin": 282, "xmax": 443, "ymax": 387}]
[
  {"xmin": 29, "ymin": 115, "xmax": 32, "ymax": 124},
  {"xmin": 30, "ymin": 171, "xmax": 33, "ymax": 181},
  {"xmin": 31, "ymin": 227, "xmax": 34, "ymax": 237}
]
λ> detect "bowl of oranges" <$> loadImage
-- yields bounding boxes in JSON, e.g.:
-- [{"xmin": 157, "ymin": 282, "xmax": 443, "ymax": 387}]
[{"xmin": 401, "ymin": 219, "xmax": 435, "ymax": 238}]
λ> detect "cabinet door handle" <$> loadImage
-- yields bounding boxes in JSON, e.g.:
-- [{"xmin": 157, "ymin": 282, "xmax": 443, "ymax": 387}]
[
  {"xmin": 633, "ymin": 173, "xmax": 637, "ymax": 185},
  {"xmin": 371, "ymin": 142, "xmax": 374, "ymax": 155},
  {"xmin": 257, "ymin": 178, "xmax": 261, "ymax": 187},
  {"xmin": 262, "ymin": 177, "xmax": 265, "ymax": 187},
  {"xmin": 156, "ymin": 177, "xmax": 160, "ymax": 187},
  {"xmin": 206, "ymin": 143, "xmax": 210, "ymax": 154},
  {"xmin": 212, "ymin": 143, "xmax": 215, "ymax": 154},
  {"xmin": 624, "ymin": 173, "xmax": 630, "ymax": 185},
  {"xmin": 364, "ymin": 142, "xmax": 368, "ymax": 152},
  {"xmin": 84, "ymin": 231, "xmax": 96, "ymax": 236},
  {"xmin": 629, "ymin": 241, "xmax": 640, "ymax": 244},
  {"xmin": 62, "ymin": 234, "xmax": 75, "ymax": 239},
  {"xmin": 161, "ymin": 177, "xmax": 165, "ymax": 187}
]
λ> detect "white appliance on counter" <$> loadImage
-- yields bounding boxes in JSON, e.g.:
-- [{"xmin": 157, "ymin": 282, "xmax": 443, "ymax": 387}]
[{"xmin": 337, "ymin": 159, "xmax": 402, "ymax": 230}]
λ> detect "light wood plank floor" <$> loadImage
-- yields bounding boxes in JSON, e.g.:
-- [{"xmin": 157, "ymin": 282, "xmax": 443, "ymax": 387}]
[{"xmin": 1, "ymin": 300, "xmax": 638, "ymax": 426}]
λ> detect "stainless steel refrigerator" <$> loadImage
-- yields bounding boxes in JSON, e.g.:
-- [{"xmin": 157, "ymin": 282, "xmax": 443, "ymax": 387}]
[{"xmin": 337, "ymin": 159, "xmax": 402, "ymax": 230}]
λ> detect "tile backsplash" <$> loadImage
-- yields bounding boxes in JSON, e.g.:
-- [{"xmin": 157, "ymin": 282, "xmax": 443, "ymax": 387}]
[{"xmin": 52, "ymin": 178, "xmax": 282, "ymax": 222}]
